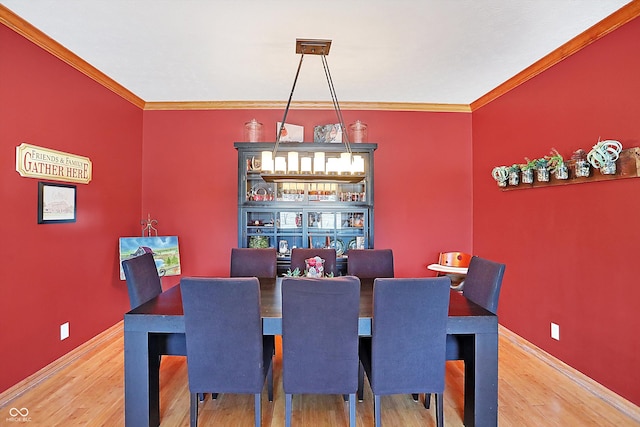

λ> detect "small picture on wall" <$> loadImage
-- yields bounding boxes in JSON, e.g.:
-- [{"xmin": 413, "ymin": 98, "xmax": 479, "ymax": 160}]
[{"xmin": 38, "ymin": 181, "xmax": 76, "ymax": 224}]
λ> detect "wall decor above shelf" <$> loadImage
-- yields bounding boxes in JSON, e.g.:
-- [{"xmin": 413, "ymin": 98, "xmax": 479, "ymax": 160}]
[{"xmin": 501, "ymin": 147, "xmax": 640, "ymax": 191}]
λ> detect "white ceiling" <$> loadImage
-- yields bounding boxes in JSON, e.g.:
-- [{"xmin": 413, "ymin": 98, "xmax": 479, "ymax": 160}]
[{"xmin": 1, "ymin": 1, "xmax": 632, "ymax": 105}]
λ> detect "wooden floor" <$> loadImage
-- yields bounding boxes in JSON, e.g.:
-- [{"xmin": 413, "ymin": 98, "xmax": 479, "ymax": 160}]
[{"xmin": 2, "ymin": 323, "xmax": 639, "ymax": 426}]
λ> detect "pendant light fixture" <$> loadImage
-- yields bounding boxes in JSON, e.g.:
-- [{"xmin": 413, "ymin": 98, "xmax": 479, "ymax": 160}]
[{"xmin": 260, "ymin": 39, "xmax": 365, "ymax": 183}]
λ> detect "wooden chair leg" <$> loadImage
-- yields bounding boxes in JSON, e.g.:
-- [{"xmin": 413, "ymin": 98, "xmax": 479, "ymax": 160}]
[
  {"xmin": 285, "ymin": 394, "xmax": 293, "ymax": 427},
  {"xmin": 254, "ymin": 393, "xmax": 261, "ymax": 427}
]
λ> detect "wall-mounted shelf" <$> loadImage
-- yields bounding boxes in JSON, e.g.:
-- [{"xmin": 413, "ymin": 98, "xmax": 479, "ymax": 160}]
[{"xmin": 501, "ymin": 147, "xmax": 640, "ymax": 191}]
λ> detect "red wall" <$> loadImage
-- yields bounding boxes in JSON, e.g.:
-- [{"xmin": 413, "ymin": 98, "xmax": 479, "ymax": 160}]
[
  {"xmin": 141, "ymin": 109, "xmax": 473, "ymax": 279},
  {"xmin": 472, "ymin": 16, "xmax": 640, "ymax": 404},
  {"xmin": 0, "ymin": 24, "xmax": 143, "ymax": 392}
]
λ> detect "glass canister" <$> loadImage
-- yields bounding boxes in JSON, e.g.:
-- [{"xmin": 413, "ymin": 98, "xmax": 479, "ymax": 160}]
[
  {"xmin": 244, "ymin": 119, "xmax": 263, "ymax": 142},
  {"xmin": 348, "ymin": 120, "xmax": 368, "ymax": 143}
]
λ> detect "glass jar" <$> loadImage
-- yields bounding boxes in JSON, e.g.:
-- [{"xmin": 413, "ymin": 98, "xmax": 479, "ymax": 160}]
[
  {"xmin": 521, "ymin": 169, "xmax": 534, "ymax": 184},
  {"xmin": 244, "ymin": 119, "xmax": 263, "ymax": 142},
  {"xmin": 536, "ymin": 167, "xmax": 550, "ymax": 182},
  {"xmin": 554, "ymin": 164, "xmax": 569, "ymax": 180},
  {"xmin": 508, "ymin": 170, "xmax": 519, "ymax": 186},
  {"xmin": 600, "ymin": 160, "xmax": 616, "ymax": 175},
  {"xmin": 575, "ymin": 160, "xmax": 590, "ymax": 177},
  {"xmin": 348, "ymin": 120, "xmax": 368, "ymax": 143}
]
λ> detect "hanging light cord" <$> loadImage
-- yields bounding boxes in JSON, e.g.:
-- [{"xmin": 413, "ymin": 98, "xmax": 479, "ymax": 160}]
[
  {"xmin": 274, "ymin": 53, "xmax": 305, "ymax": 157},
  {"xmin": 321, "ymin": 53, "xmax": 351, "ymax": 152},
  {"xmin": 273, "ymin": 45, "xmax": 351, "ymax": 158}
]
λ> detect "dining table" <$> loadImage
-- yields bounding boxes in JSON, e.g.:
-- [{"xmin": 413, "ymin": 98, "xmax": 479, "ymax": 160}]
[{"xmin": 124, "ymin": 276, "xmax": 498, "ymax": 427}]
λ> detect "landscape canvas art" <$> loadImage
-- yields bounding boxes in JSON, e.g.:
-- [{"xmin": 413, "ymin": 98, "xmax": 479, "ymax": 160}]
[{"xmin": 118, "ymin": 236, "xmax": 181, "ymax": 280}]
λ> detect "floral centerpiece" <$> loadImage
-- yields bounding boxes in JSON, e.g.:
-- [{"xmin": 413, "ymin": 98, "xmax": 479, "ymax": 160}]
[
  {"xmin": 284, "ymin": 256, "xmax": 333, "ymax": 278},
  {"xmin": 304, "ymin": 256, "xmax": 325, "ymax": 277}
]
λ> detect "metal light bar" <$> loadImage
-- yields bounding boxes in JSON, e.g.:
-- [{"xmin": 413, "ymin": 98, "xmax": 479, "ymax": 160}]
[{"xmin": 266, "ymin": 38, "xmax": 354, "ymax": 183}]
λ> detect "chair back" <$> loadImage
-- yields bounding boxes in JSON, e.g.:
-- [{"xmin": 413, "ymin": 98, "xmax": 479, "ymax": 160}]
[
  {"xmin": 347, "ymin": 249, "xmax": 394, "ymax": 278},
  {"xmin": 181, "ymin": 277, "xmax": 267, "ymax": 394},
  {"xmin": 290, "ymin": 248, "xmax": 337, "ymax": 276},
  {"xmin": 122, "ymin": 252, "xmax": 162, "ymax": 309},
  {"xmin": 230, "ymin": 247, "xmax": 277, "ymax": 278},
  {"xmin": 462, "ymin": 256, "xmax": 506, "ymax": 314},
  {"xmin": 369, "ymin": 277, "xmax": 451, "ymax": 395},
  {"xmin": 438, "ymin": 251, "xmax": 472, "ymax": 268},
  {"xmin": 282, "ymin": 276, "xmax": 360, "ymax": 395}
]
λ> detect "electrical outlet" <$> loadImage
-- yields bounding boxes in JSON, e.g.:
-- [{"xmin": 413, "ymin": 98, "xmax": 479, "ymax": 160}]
[
  {"xmin": 60, "ymin": 322, "xmax": 69, "ymax": 340},
  {"xmin": 551, "ymin": 322, "xmax": 560, "ymax": 340}
]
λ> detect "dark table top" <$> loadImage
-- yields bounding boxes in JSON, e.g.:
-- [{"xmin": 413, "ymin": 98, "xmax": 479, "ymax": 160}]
[{"xmin": 126, "ymin": 277, "xmax": 497, "ymax": 336}]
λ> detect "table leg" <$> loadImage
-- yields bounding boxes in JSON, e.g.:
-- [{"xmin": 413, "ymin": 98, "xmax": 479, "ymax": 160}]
[
  {"xmin": 463, "ymin": 331, "xmax": 498, "ymax": 427},
  {"xmin": 125, "ymin": 330, "xmax": 161, "ymax": 427}
]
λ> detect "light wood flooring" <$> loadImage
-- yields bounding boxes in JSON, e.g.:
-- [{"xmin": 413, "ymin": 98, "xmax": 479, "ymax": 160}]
[{"xmin": 1, "ymin": 323, "xmax": 638, "ymax": 426}]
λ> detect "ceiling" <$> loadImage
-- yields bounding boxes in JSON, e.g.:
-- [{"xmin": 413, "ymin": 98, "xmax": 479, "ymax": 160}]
[{"xmin": 1, "ymin": 1, "xmax": 633, "ymax": 105}]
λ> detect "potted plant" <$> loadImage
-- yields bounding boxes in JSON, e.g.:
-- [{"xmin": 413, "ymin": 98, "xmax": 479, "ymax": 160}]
[
  {"xmin": 535, "ymin": 157, "xmax": 550, "ymax": 182},
  {"xmin": 507, "ymin": 164, "xmax": 520, "ymax": 186},
  {"xmin": 572, "ymin": 149, "xmax": 590, "ymax": 177},
  {"xmin": 520, "ymin": 158, "xmax": 536, "ymax": 184},
  {"xmin": 547, "ymin": 148, "xmax": 568, "ymax": 179},
  {"xmin": 491, "ymin": 166, "xmax": 509, "ymax": 187}
]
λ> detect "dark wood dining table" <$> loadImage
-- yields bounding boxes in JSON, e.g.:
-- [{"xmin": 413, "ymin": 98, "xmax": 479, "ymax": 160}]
[{"xmin": 124, "ymin": 277, "xmax": 498, "ymax": 427}]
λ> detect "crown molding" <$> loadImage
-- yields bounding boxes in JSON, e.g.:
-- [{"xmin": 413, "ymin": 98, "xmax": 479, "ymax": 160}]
[
  {"xmin": 143, "ymin": 100, "xmax": 472, "ymax": 112},
  {"xmin": 471, "ymin": 0, "xmax": 640, "ymax": 111},
  {"xmin": 0, "ymin": 4, "xmax": 145, "ymax": 109}
]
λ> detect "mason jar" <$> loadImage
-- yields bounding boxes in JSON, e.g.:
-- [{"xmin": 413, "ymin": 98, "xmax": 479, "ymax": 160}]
[
  {"xmin": 536, "ymin": 167, "xmax": 550, "ymax": 182},
  {"xmin": 555, "ymin": 164, "xmax": 569, "ymax": 180},
  {"xmin": 575, "ymin": 160, "xmax": 590, "ymax": 177},
  {"xmin": 508, "ymin": 170, "xmax": 519, "ymax": 186},
  {"xmin": 600, "ymin": 160, "xmax": 616, "ymax": 175}
]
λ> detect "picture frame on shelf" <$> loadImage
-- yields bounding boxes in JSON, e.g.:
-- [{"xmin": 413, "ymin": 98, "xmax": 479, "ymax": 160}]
[
  {"xmin": 276, "ymin": 122, "xmax": 304, "ymax": 142},
  {"xmin": 37, "ymin": 181, "xmax": 76, "ymax": 224},
  {"xmin": 313, "ymin": 123, "xmax": 342, "ymax": 143}
]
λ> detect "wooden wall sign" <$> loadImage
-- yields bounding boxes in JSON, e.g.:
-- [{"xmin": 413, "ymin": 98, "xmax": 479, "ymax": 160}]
[{"xmin": 16, "ymin": 142, "xmax": 92, "ymax": 184}]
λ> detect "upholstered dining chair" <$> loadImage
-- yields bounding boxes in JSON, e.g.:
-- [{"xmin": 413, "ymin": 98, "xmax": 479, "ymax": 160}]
[
  {"xmin": 358, "ymin": 277, "xmax": 451, "ymax": 427},
  {"xmin": 181, "ymin": 277, "xmax": 274, "ymax": 427},
  {"xmin": 230, "ymin": 247, "xmax": 277, "ymax": 278},
  {"xmin": 347, "ymin": 249, "xmax": 394, "ymax": 278},
  {"xmin": 433, "ymin": 255, "xmax": 505, "ymax": 414},
  {"xmin": 289, "ymin": 248, "xmax": 337, "ymax": 276},
  {"xmin": 122, "ymin": 252, "xmax": 186, "ymax": 356},
  {"xmin": 446, "ymin": 255, "xmax": 506, "ymax": 360},
  {"xmin": 281, "ymin": 276, "xmax": 360, "ymax": 427},
  {"xmin": 122, "ymin": 252, "xmax": 162, "ymax": 309}
]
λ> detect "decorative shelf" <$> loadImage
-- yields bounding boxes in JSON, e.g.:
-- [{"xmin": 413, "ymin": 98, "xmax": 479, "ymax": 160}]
[{"xmin": 501, "ymin": 147, "xmax": 640, "ymax": 191}]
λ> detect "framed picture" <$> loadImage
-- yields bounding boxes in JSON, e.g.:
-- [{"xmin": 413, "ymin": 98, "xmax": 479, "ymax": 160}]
[
  {"xmin": 118, "ymin": 236, "xmax": 182, "ymax": 280},
  {"xmin": 38, "ymin": 181, "xmax": 76, "ymax": 224}
]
